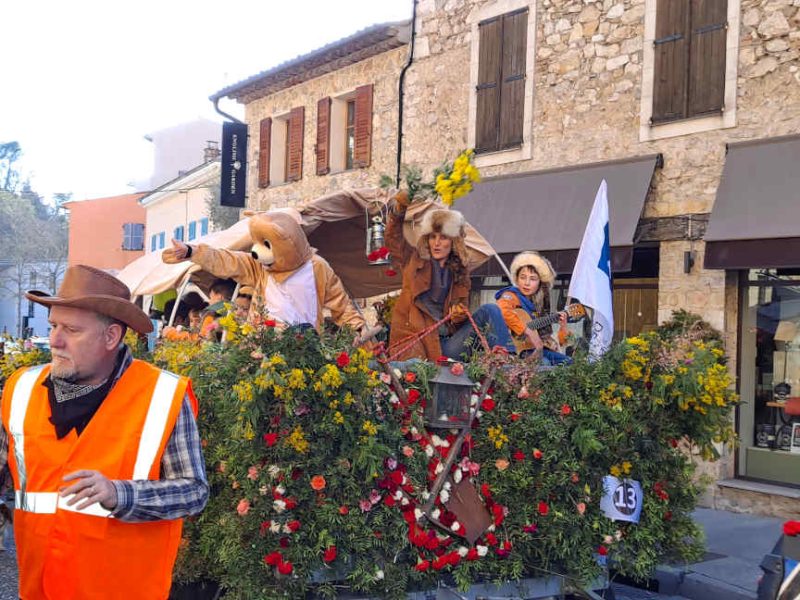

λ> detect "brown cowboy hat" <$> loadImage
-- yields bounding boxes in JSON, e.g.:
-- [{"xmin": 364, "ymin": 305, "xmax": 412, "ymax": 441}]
[{"xmin": 26, "ymin": 265, "xmax": 153, "ymax": 334}]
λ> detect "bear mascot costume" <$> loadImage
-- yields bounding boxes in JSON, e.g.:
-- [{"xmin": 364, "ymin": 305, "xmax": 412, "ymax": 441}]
[{"xmin": 162, "ymin": 212, "xmax": 366, "ymax": 334}]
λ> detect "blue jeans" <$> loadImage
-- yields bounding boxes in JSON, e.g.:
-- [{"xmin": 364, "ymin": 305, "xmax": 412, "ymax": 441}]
[
  {"xmin": 441, "ymin": 304, "xmax": 515, "ymax": 359},
  {"xmin": 542, "ymin": 348, "xmax": 572, "ymax": 366}
]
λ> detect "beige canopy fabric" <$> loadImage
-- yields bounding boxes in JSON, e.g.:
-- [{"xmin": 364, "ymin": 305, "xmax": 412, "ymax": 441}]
[{"xmin": 117, "ymin": 188, "xmax": 498, "ymax": 300}]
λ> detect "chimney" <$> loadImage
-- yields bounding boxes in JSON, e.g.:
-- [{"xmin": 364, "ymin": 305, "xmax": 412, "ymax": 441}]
[{"xmin": 204, "ymin": 140, "xmax": 220, "ymax": 163}]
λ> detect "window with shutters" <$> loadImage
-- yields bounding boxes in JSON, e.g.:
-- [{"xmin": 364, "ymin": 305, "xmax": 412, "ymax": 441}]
[
  {"xmin": 188, "ymin": 221, "xmax": 197, "ymax": 241},
  {"xmin": 259, "ymin": 107, "xmax": 305, "ymax": 186},
  {"xmin": 468, "ymin": 1, "xmax": 535, "ymax": 168},
  {"xmin": 640, "ymin": 0, "xmax": 739, "ymax": 141},
  {"xmin": 122, "ymin": 223, "xmax": 145, "ymax": 251},
  {"xmin": 173, "ymin": 225, "xmax": 185, "ymax": 242},
  {"xmin": 316, "ymin": 84, "xmax": 373, "ymax": 174},
  {"xmin": 200, "ymin": 217, "xmax": 209, "ymax": 236}
]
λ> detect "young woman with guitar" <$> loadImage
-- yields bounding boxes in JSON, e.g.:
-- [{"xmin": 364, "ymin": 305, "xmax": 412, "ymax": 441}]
[{"xmin": 495, "ymin": 251, "xmax": 583, "ymax": 365}]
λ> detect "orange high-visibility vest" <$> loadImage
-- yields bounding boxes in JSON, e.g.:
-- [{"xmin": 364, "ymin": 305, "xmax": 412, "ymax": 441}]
[{"xmin": 1, "ymin": 360, "xmax": 198, "ymax": 600}]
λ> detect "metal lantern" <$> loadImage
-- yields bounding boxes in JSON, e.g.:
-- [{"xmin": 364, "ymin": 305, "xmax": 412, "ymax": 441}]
[
  {"xmin": 366, "ymin": 208, "xmax": 391, "ymax": 265},
  {"xmin": 424, "ymin": 365, "xmax": 474, "ymax": 428}
]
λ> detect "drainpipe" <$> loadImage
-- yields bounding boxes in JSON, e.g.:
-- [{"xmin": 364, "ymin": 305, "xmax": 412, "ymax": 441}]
[
  {"xmin": 396, "ymin": 0, "xmax": 419, "ymax": 187},
  {"xmin": 212, "ymin": 97, "xmax": 245, "ymax": 125}
]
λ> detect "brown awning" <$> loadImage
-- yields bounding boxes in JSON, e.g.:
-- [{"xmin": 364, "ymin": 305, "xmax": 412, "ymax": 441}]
[
  {"xmin": 705, "ymin": 134, "xmax": 800, "ymax": 269},
  {"xmin": 458, "ymin": 155, "xmax": 659, "ymax": 273}
]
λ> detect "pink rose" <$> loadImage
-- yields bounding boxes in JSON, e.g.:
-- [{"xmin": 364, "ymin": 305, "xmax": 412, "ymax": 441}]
[
  {"xmin": 236, "ymin": 499, "xmax": 251, "ymax": 516},
  {"xmin": 450, "ymin": 362, "xmax": 465, "ymax": 376},
  {"xmin": 359, "ymin": 499, "xmax": 373, "ymax": 512},
  {"xmin": 247, "ymin": 466, "xmax": 259, "ymax": 481}
]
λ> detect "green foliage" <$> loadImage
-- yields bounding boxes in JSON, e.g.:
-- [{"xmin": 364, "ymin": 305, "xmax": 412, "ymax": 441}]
[{"xmin": 155, "ymin": 311, "xmax": 735, "ymax": 597}]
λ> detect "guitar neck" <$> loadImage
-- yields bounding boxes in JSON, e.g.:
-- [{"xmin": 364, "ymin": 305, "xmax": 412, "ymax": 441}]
[{"xmin": 528, "ymin": 311, "xmax": 561, "ymax": 332}]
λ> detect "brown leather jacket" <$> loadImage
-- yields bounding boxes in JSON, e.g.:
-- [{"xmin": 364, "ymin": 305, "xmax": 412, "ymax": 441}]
[{"xmin": 385, "ymin": 205, "xmax": 469, "ymax": 361}]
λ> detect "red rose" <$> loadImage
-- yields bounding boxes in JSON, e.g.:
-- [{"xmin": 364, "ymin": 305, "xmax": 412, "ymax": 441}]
[
  {"xmin": 336, "ymin": 352, "xmax": 350, "ymax": 367},
  {"xmin": 377, "ymin": 246, "xmax": 390, "ymax": 259},
  {"xmin": 513, "ymin": 450, "xmax": 525, "ymax": 462},
  {"xmin": 597, "ymin": 545, "xmax": 608, "ymax": 556},
  {"xmin": 384, "ymin": 495, "xmax": 396, "ymax": 507},
  {"xmin": 466, "ymin": 548, "xmax": 479, "ymax": 561},
  {"xmin": 284, "ymin": 498, "xmax": 297, "ymax": 510},
  {"xmin": 384, "ymin": 268, "xmax": 397, "ymax": 277},
  {"xmin": 485, "ymin": 532, "xmax": 498, "ymax": 547},
  {"xmin": 480, "ymin": 483, "xmax": 492, "ymax": 499},
  {"xmin": 538, "ymin": 501, "xmax": 549, "ymax": 516},
  {"xmin": 259, "ymin": 521, "xmax": 270, "ymax": 536},
  {"xmin": 287, "ymin": 520, "xmax": 301, "ymax": 532},
  {"xmin": 670, "ymin": 438, "xmax": 679, "ymax": 448},
  {"xmin": 279, "ymin": 537, "xmax": 289, "ymax": 548},
  {"xmin": 338, "ymin": 505, "xmax": 349, "ymax": 515},
  {"xmin": 481, "ymin": 397, "xmax": 495, "ymax": 411},
  {"xmin": 560, "ymin": 404, "xmax": 572, "ymax": 416},
  {"xmin": 264, "ymin": 319, "xmax": 277, "ymax": 327},
  {"xmin": 523, "ymin": 524, "xmax": 537, "ymax": 533},
  {"xmin": 404, "ymin": 371, "xmax": 416, "ymax": 383},
  {"xmin": 407, "ymin": 389, "xmax": 421, "ymax": 404},
  {"xmin": 510, "ymin": 412, "xmax": 521, "ymax": 422},
  {"xmin": 277, "ymin": 561, "xmax": 293, "ymax": 575},
  {"xmin": 264, "ymin": 551, "xmax": 282, "ymax": 566},
  {"xmin": 264, "ymin": 432, "xmax": 278, "ymax": 447},
  {"xmin": 415, "ymin": 559, "xmax": 430, "ymax": 572},
  {"xmin": 432, "ymin": 556, "xmax": 448, "ymax": 571},
  {"xmin": 323, "ymin": 546, "xmax": 337, "ymax": 562},
  {"xmin": 436, "ymin": 356, "xmax": 450, "ymax": 366},
  {"xmin": 533, "ymin": 449, "xmax": 543, "ymax": 460}
]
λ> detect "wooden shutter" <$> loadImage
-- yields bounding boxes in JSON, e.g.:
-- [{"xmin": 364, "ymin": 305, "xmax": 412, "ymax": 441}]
[
  {"xmin": 476, "ymin": 16, "xmax": 502, "ymax": 153},
  {"xmin": 499, "ymin": 9, "xmax": 527, "ymax": 149},
  {"xmin": 286, "ymin": 106, "xmax": 304, "ymax": 182},
  {"xmin": 353, "ymin": 84, "xmax": 373, "ymax": 168},
  {"xmin": 316, "ymin": 97, "xmax": 331, "ymax": 175},
  {"xmin": 258, "ymin": 117, "xmax": 272, "ymax": 188},
  {"xmin": 652, "ymin": 0, "xmax": 689, "ymax": 123},
  {"xmin": 687, "ymin": 0, "xmax": 727, "ymax": 117}
]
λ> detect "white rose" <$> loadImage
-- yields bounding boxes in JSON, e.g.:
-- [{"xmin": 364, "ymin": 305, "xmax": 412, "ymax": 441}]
[
  {"xmin": 273, "ymin": 499, "xmax": 286, "ymax": 513},
  {"xmin": 432, "ymin": 508, "xmax": 441, "ymax": 519},
  {"xmin": 450, "ymin": 521, "xmax": 461, "ymax": 532},
  {"xmin": 435, "ymin": 463, "xmax": 444, "ymax": 475},
  {"xmin": 401, "ymin": 497, "xmax": 410, "ymax": 506},
  {"xmin": 439, "ymin": 490, "xmax": 450, "ymax": 503},
  {"xmin": 270, "ymin": 521, "xmax": 281, "ymax": 533},
  {"xmin": 421, "ymin": 491, "xmax": 431, "ymax": 501},
  {"xmin": 477, "ymin": 545, "xmax": 489, "ymax": 557},
  {"xmin": 268, "ymin": 465, "xmax": 281, "ymax": 478},
  {"xmin": 425, "ymin": 446, "xmax": 434, "ymax": 458},
  {"xmin": 453, "ymin": 470, "xmax": 463, "ymax": 484},
  {"xmin": 487, "ymin": 524, "xmax": 496, "ymax": 532},
  {"xmin": 393, "ymin": 368, "xmax": 402, "ymax": 378},
  {"xmin": 394, "ymin": 490, "xmax": 403, "ymax": 501},
  {"xmin": 375, "ymin": 569, "xmax": 385, "ymax": 580},
  {"xmin": 443, "ymin": 481, "xmax": 451, "ymax": 491},
  {"xmin": 431, "ymin": 435, "xmax": 444, "ymax": 447},
  {"xmin": 414, "ymin": 508, "xmax": 424, "ymax": 521},
  {"xmin": 275, "ymin": 485, "xmax": 286, "ymax": 496},
  {"xmin": 457, "ymin": 546, "xmax": 469, "ymax": 557}
]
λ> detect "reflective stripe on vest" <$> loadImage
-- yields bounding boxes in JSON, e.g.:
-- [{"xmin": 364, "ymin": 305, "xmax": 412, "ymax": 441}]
[
  {"xmin": 14, "ymin": 490, "xmax": 112, "ymax": 518},
  {"xmin": 133, "ymin": 370, "xmax": 180, "ymax": 480},
  {"xmin": 11, "ymin": 366, "xmax": 181, "ymax": 516},
  {"xmin": 8, "ymin": 365, "xmax": 46, "ymax": 493}
]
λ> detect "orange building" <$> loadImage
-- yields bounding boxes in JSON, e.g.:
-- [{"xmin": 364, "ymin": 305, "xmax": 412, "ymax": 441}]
[{"xmin": 63, "ymin": 193, "xmax": 147, "ymax": 272}]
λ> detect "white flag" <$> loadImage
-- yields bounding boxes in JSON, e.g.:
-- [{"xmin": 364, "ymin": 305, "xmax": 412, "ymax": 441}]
[{"xmin": 568, "ymin": 180, "xmax": 614, "ymax": 358}]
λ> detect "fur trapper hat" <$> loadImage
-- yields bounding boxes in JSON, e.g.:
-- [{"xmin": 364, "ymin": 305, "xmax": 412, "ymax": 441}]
[
  {"xmin": 416, "ymin": 209, "xmax": 469, "ymax": 266},
  {"xmin": 510, "ymin": 251, "xmax": 556, "ymax": 285},
  {"xmin": 418, "ymin": 209, "xmax": 466, "ymax": 240}
]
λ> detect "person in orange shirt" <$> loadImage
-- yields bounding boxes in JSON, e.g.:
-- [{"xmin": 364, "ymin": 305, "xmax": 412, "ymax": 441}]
[
  {"xmin": 496, "ymin": 251, "xmax": 571, "ymax": 365},
  {"xmin": 0, "ymin": 265, "xmax": 208, "ymax": 599}
]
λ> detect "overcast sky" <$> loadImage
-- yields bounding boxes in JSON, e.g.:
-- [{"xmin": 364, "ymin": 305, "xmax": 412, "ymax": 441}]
[{"xmin": 1, "ymin": 0, "xmax": 412, "ymax": 201}]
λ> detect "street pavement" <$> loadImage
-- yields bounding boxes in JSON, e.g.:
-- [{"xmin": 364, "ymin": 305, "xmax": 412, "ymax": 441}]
[{"xmin": 611, "ymin": 583, "xmax": 691, "ymax": 600}]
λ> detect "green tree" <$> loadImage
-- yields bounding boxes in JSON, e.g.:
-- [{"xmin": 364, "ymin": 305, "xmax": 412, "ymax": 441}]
[{"xmin": 0, "ymin": 141, "xmax": 22, "ymax": 192}]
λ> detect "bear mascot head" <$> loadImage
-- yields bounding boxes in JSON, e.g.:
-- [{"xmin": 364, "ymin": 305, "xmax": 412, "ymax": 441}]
[{"xmin": 248, "ymin": 212, "xmax": 312, "ymax": 275}]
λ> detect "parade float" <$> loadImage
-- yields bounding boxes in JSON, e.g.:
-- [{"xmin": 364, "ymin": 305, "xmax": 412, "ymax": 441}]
[{"xmin": 2, "ymin": 153, "xmax": 739, "ymax": 599}]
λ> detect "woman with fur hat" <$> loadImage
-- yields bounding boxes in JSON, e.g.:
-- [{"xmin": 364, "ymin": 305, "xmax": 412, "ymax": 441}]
[
  {"xmin": 385, "ymin": 192, "xmax": 515, "ymax": 362},
  {"xmin": 495, "ymin": 251, "xmax": 571, "ymax": 365}
]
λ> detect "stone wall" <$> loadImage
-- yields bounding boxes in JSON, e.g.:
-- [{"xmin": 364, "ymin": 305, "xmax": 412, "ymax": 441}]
[{"xmin": 243, "ymin": 46, "xmax": 408, "ymax": 211}]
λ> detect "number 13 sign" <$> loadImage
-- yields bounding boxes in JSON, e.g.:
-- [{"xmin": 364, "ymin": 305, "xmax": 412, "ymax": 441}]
[{"xmin": 600, "ymin": 476, "xmax": 643, "ymax": 523}]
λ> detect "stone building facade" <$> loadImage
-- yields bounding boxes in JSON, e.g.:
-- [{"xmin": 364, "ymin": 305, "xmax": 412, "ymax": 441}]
[{"xmin": 213, "ymin": 1, "xmax": 800, "ymax": 516}]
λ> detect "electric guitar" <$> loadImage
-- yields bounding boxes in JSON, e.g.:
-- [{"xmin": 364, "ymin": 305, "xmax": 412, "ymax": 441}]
[{"xmin": 511, "ymin": 302, "xmax": 586, "ymax": 354}]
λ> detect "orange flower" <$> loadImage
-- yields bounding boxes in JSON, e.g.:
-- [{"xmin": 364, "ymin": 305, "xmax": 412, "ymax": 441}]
[
  {"xmin": 310, "ymin": 475, "xmax": 327, "ymax": 491},
  {"xmin": 495, "ymin": 458, "xmax": 510, "ymax": 471}
]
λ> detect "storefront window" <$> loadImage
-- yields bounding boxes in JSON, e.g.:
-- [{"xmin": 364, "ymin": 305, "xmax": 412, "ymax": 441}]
[{"xmin": 739, "ymin": 269, "xmax": 800, "ymax": 487}]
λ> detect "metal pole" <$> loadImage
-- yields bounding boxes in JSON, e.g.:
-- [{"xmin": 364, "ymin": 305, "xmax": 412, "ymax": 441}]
[{"xmin": 493, "ymin": 252, "xmax": 513, "ymax": 282}]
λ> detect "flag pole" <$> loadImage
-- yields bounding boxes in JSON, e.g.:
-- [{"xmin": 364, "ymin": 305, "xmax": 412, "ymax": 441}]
[{"xmin": 493, "ymin": 253, "xmax": 513, "ymax": 282}]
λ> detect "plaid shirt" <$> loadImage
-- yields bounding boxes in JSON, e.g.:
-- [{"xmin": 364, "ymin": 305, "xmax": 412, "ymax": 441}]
[{"xmin": 0, "ymin": 347, "xmax": 208, "ymax": 523}]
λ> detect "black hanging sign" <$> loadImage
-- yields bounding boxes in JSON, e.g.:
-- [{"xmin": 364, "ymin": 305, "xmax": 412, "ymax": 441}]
[{"xmin": 220, "ymin": 121, "xmax": 248, "ymax": 207}]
